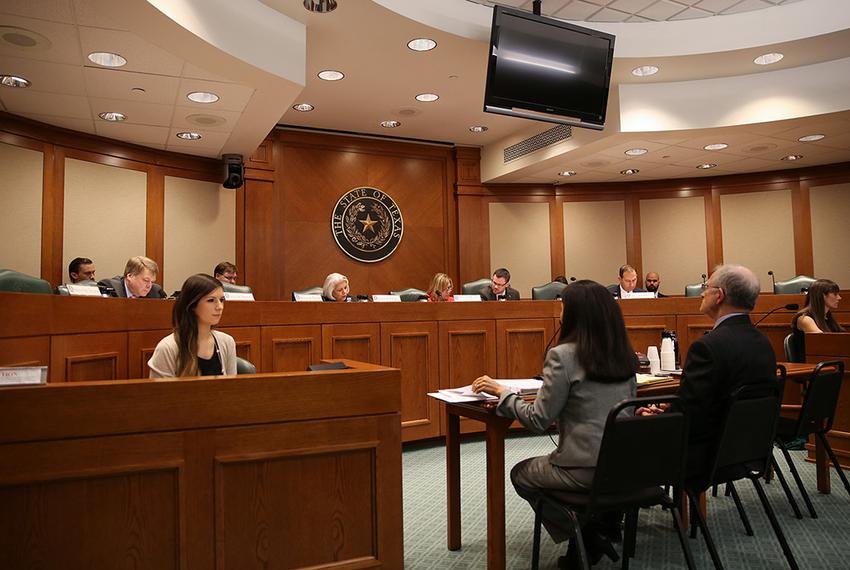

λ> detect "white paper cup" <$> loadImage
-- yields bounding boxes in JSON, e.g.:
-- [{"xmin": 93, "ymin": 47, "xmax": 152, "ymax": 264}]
[{"xmin": 647, "ymin": 346, "xmax": 659, "ymax": 360}]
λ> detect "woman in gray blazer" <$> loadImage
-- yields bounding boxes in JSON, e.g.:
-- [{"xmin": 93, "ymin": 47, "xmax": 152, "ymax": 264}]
[{"xmin": 473, "ymin": 280, "xmax": 638, "ymax": 567}]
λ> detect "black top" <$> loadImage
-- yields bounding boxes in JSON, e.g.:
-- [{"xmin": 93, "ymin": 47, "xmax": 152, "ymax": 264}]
[{"xmin": 197, "ymin": 334, "xmax": 223, "ymax": 375}]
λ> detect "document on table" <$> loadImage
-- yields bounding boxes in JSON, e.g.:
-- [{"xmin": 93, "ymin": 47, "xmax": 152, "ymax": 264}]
[
  {"xmin": 636, "ymin": 373, "xmax": 674, "ymax": 385},
  {"xmin": 428, "ymin": 378, "xmax": 543, "ymax": 403}
]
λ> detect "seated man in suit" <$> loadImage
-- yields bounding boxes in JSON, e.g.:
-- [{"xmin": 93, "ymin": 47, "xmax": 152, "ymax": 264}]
[
  {"xmin": 644, "ymin": 271, "xmax": 667, "ymax": 298},
  {"xmin": 608, "ymin": 264, "xmax": 645, "ymax": 299},
  {"xmin": 213, "ymin": 261, "xmax": 238, "ymax": 285},
  {"xmin": 638, "ymin": 264, "xmax": 777, "ymax": 486},
  {"xmin": 68, "ymin": 257, "xmax": 96, "ymax": 283},
  {"xmin": 98, "ymin": 256, "xmax": 167, "ymax": 298},
  {"xmin": 480, "ymin": 267, "xmax": 520, "ymax": 301}
]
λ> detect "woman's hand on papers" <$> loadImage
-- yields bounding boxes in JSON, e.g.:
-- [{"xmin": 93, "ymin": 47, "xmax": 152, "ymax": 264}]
[{"xmin": 472, "ymin": 375, "xmax": 507, "ymax": 398}]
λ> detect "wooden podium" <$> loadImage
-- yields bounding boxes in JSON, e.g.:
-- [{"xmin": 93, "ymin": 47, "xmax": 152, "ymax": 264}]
[{"xmin": 0, "ymin": 360, "xmax": 403, "ymax": 569}]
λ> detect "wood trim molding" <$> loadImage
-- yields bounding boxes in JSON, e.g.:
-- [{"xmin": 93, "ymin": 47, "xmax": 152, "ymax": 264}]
[
  {"xmin": 41, "ymin": 144, "xmax": 64, "ymax": 285},
  {"xmin": 793, "ymin": 180, "xmax": 814, "ymax": 276},
  {"xmin": 549, "ymin": 197, "xmax": 565, "ymax": 280},
  {"xmin": 146, "ymin": 166, "xmax": 165, "ymax": 285},
  {"xmin": 705, "ymin": 187, "xmax": 723, "ymax": 270},
  {"xmin": 625, "ymin": 195, "xmax": 642, "ymax": 277}
]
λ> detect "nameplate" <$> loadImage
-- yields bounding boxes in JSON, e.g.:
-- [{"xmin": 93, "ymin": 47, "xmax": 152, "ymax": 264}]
[
  {"xmin": 0, "ymin": 366, "xmax": 48, "ymax": 386},
  {"xmin": 371, "ymin": 294, "xmax": 402, "ymax": 303},
  {"xmin": 293, "ymin": 293, "xmax": 323, "ymax": 302},
  {"xmin": 622, "ymin": 292, "xmax": 656, "ymax": 299},
  {"xmin": 224, "ymin": 292, "xmax": 255, "ymax": 301},
  {"xmin": 453, "ymin": 294, "xmax": 482, "ymax": 302},
  {"xmin": 67, "ymin": 284, "xmax": 102, "ymax": 297}
]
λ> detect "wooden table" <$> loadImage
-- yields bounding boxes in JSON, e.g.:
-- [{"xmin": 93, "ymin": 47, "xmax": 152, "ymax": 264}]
[{"xmin": 442, "ymin": 363, "xmax": 817, "ymax": 570}]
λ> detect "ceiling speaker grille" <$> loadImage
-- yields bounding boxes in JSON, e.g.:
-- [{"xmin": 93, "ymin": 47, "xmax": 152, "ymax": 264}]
[{"xmin": 504, "ymin": 124, "xmax": 572, "ymax": 163}]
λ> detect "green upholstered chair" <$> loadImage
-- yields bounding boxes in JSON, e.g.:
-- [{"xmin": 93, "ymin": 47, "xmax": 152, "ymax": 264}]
[
  {"xmin": 684, "ymin": 283, "xmax": 704, "ymax": 297},
  {"xmin": 291, "ymin": 286, "xmax": 323, "ymax": 301},
  {"xmin": 0, "ymin": 268, "xmax": 53, "ymax": 294},
  {"xmin": 235, "ymin": 356, "xmax": 257, "ymax": 374},
  {"xmin": 774, "ymin": 275, "xmax": 816, "ymax": 295},
  {"xmin": 531, "ymin": 281, "xmax": 568, "ymax": 300},
  {"xmin": 390, "ymin": 287, "xmax": 428, "ymax": 302},
  {"xmin": 461, "ymin": 278, "xmax": 491, "ymax": 296},
  {"xmin": 222, "ymin": 282, "xmax": 253, "ymax": 294}
]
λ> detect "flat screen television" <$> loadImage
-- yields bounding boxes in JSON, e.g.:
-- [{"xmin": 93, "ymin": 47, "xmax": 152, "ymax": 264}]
[{"xmin": 483, "ymin": 6, "xmax": 616, "ymax": 131}]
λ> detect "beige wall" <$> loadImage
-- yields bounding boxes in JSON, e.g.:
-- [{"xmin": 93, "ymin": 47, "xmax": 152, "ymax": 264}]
[
  {"xmin": 163, "ymin": 176, "xmax": 236, "ymax": 294},
  {"xmin": 720, "ymin": 189, "xmax": 795, "ymax": 292},
  {"xmin": 63, "ymin": 158, "xmax": 146, "ymax": 283},
  {"xmin": 640, "ymin": 196, "xmax": 707, "ymax": 296},
  {"xmin": 810, "ymin": 182, "xmax": 850, "ymax": 288},
  {"xmin": 563, "ymin": 200, "xmax": 626, "ymax": 287},
  {"xmin": 488, "ymin": 202, "xmax": 551, "ymax": 298},
  {"xmin": 0, "ymin": 143, "xmax": 43, "ymax": 277}
]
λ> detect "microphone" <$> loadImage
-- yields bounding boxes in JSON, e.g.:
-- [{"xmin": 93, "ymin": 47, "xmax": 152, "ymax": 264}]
[
  {"xmin": 701, "ymin": 274, "xmax": 707, "ymax": 285},
  {"xmin": 768, "ymin": 270, "xmax": 776, "ymax": 291},
  {"xmin": 356, "ymin": 294, "xmax": 369, "ymax": 302},
  {"xmin": 753, "ymin": 303, "xmax": 799, "ymax": 327},
  {"xmin": 543, "ymin": 322, "xmax": 562, "ymax": 358},
  {"xmin": 569, "ymin": 276, "xmax": 577, "ymax": 282}
]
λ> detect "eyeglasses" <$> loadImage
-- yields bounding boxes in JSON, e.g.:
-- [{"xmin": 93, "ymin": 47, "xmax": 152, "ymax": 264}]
[
  {"xmin": 491, "ymin": 279, "xmax": 508, "ymax": 288},
  {"xmin": 702, "ymin": 284, "xmax": 723, "ymax": 294}
]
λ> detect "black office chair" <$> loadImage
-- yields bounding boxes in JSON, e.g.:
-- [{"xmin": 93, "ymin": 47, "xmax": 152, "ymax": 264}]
[
  {"xmin": 0, "ymin": 268, "xmax": 53, "ymax": 294},
  {"xmin": 530, "ymin": 396, "xmax": 695, "ymax": 570},
  {"xmin": 774, "ymin": 360, "xmax": 849, "ymax": 519},
  {"xmin": 685, "ymin": 379, "xmax": 799, "ymax": 570},
  {"xmin": 390, "ymin": 287, "xmax": 427, "ymax": 302},
  {"xmin": 531, "ymin": 281, "xmax": 568, "ymax": 300},
  {"xmin": 783, "ymin": 333, "xmax": 803, "ymax": 363},
  {"xmin": 235, "ymin": 356, "xmax": 256, "ymax": 374},
  {"xmin": 291, "ymin": 286, "xmax": 322, "ymax": 301},
  {"xmin": 461, "ymin": 278, "xmax": 490, "ymax": 296},
  {"xmin": 684, "ymin": 283, "xmax": 704, "ymax": 297},
  {"xmin": 774, "ymin": 275, "xmax": 816, "ymax": 295}
]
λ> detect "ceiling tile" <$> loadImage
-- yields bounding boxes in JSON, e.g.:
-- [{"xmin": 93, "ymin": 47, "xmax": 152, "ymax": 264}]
[
  {"xmin": 637, "ymin": 0, "xmax": 688, "ymax": 20},
  {"xmin": 554, "ymin": 0, "xmax": 602, "ymax": 20},
  {"xmin": 721, "ymin": 0, "xmax": 774, "ymax": 14},
  {"xmin": 669, "ymin": 6, "xmax": 712, "ymax": 20},
  {"xmin": 94, "ymin": 121, "xmax": 168, "ymax": 145},
  {"xmin": 0, "ymin": 0, "xmax": 74, "ymax": 23},
  {"xmin": 0, "ymin": 89, "xmax": 90, "ymax": 118},
  {"xmin": 0, "ymin": 55, "xmax": 85, "ymax": 95},
  {"xmin": 71, "ymin": 0, "xmax": 130, "ymax": 30},
  {"xmin": 608, "ymin": 0, "xmax": 657, "ymax": 13},
  {"xmin": 83, "ymin": 67, "xmax": 179, "ymax": 106},
  {"xmin": 172, "ymin": 105, "xmax": 241, "ymax": 132},
  {"xmin": 78, "ymin": 26, "xmax": 184, "ymax": 76},
  {"xmin": 694, "ymin": 0, "xmax": 741, "ymax": 13},
  {"xmin": 19, "ymin": 112, "xmax": 95, "ymax": 134},
  {"xmin": 181, "ymin": 62, "xmax": 234, "ymax": 84},
  {"xmin": 88, "ymin": 97, "xmax": 174, "ymax": 126},
  {"xmin": 177, "ymin": 78, "xmax": 255, "ymax": 112},
  {"xmin": 0, "ymin": 15, "xmax": 81, "ymax": 65},
  {"xmin": 167, "ymin": 127, "xmax": 229, "ymax": 147},
  {"xmin": 587, "ymin": 7, "xmax": 631, "ymax": 21}
]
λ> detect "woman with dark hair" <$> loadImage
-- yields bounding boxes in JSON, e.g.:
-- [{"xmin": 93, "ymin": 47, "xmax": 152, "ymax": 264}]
[
  {"xmin": 790, "ymin": 279, "xmax": 843, "ymax": 359},
  {"xmin": 148, "ymin": 274, "xmax": 237, "ymax": 377},
  {"xmin": 473, "ymin": 280, "xmax": 638, "ymax": 567}
]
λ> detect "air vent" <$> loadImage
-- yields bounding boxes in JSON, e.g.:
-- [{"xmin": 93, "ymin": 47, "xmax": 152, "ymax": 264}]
[{"xmin": 504, "ymin": 124, "xmax": 572, "ymax": 163}]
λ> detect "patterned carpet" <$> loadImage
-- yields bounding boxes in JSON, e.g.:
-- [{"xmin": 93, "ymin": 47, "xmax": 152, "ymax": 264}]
[{"xmin": 402, "ymin": 433, "xmax": 850, "ymax": 569}]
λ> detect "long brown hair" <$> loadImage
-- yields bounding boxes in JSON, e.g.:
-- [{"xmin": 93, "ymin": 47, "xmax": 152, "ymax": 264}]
[
  {"xmin": 794, "ymin": 279, "xmax": 844, "ymax": 333},
  {"xmin": 172, "ymin": 274, "xmax": 224, "ymax": 376},
  {"xmin": 558, "ymin": 280, "xmax": 639, "ymax": 382}
]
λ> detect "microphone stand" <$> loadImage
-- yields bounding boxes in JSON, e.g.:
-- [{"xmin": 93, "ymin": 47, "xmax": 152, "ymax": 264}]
[
  {"xmin": 768, "ymin": 270, "xmax": 776, "ymax": 292},
  {"xmin": 752, "ymin": 303, "xmax": 799, "ymax": 327}
]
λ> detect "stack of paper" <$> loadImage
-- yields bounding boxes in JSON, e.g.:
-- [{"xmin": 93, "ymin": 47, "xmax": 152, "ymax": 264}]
[{"xmin": 428, "ymin": 378, "xmax": 543, "ymax": 403}]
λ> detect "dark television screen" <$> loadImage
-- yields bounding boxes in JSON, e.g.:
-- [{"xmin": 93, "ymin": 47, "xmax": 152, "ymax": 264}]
[{"xmin": 483, "ymin": 6, "xmax": 615, "ymax": 130}]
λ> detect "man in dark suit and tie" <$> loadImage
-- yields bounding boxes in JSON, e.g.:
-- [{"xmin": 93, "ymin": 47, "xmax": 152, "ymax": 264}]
[
  {"xmin": 98, "ymin": 256, "xmax": 167, "ymax": 299},
  {"xmin": 638, "ymin": 264, "xmax": 776, "ymax": 486},
  {"xmin": 608, "ymin": 264, "xmax": 645, "ymax": 298},
  {"xmin": 480, "ymin": 267, "xmax": 520, "ymax": 301}
]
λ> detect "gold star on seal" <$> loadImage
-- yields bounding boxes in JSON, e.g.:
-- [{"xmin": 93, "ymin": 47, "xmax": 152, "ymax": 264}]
[{"xmin": 360, "ymin": 214, "xmax": 378, "ymax": 233}]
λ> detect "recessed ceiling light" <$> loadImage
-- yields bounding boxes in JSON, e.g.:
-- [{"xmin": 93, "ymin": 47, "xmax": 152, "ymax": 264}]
[
  {"xmin": 624, "ymin": 148, "xmax": 648, "ymax": 156},
  {"xmin": 408, "ymin": 38, "xmax": 437, "ymax": 52},
  {"xmin": 469, "ymin": 125, "xmax": 488, "ymax": 133},
  {"xmin": 292, "ymin": 103, "xmax": 314, "ymax": 112},
  {"xmin": 87, "ymin": 51, "xmax": 126, "ymax": 67},
  {"xmin": 303, "ymin": 0, "xmax": 337, "ymax": 13},
  {"xmin": 318, "ymin": 70, "xmax": 344, "ymax": 81},
  {"xmin": 415, "ymin": 93, "xmax": 439, "ymax": 102},
  {"xmin": 98, "ymin": 111, "xmax": 126, "ymax": 122},
  {"xmin": 703, "ymin": 143, "xmax": 728, "ymax": 151},
  {"xmin": 187, "ymin": 91, "xmax": 219, "ymax": 103},
  {"xmin": 781, "ymin": 154, "xmax": 803, "ymax": 161},
  {"xmin": 176, "ymin": 132, "xmax": 202, "ymax": 140},
  {"xmin": 0, "ymin": 74, "xmax": 30, "ymax": 88},
  {"xmin": 559, "ymin": 170, "xmax": 577, "ymax": 177},
  {"xmin": 130, "ymin": 87, "xmax": 146, "ymax": 95},
  {"xmin": 381, "ymin": 120, "xmax": 401, "ymax": 128},
  {"xmin": 697, "ymin": 163, "xmax": 716, "ymax": 169},
  {"xmin": 798, "ymin": 134, "xmax": 825, "ymax": 142},
  {"xmin": 631, "ymin": 65, "xmax": 659, "ymax": 77},
  {"xmin": 620, "ymin": 169, "xmax": 639, "ymax": 176},
  {"xmin": 754, "ymin": 52, "xmax": 784, "ymax": 65}
]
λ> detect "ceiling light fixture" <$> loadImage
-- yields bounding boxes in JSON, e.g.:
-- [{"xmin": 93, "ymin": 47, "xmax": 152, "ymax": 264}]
[
  {"xmin": 631, "ymin": 65, "xmax": 659, "ymax": 77},
  {"xmin": 318, "ymin": 70, "xmax": 344, "ymax": 81},
  {"xmin": 469, "ymin": 125, "xmax": 488, "ymax": 133},
  {"xmin": 176, "ymin": 132, "xmax": 202, "ymax": 140},
  {"xmin": 187, "ymin": 91, "xmax": 219, "ymax": 103},
  {"xmin": 620, "ymin": 169, "xmax": 639, "ymax": 176},
  {"xmin": 87, "ymin": 52, "xmax": 126, "ymax": 67},
  {"xmin": 781, "ymin": 154, "xmax": 803, "ymax": 161},
  {"xmin": 798, "ymin": 134, "xmax": 825, "ymax": 142},
  {"xmin": 303, "ymin": 0, "xmax": 337, "ymax": 12},
  {"xmin": 697, "ymin": 163, "xmax": 716, "ymax": 169},
  {"xmin": 407, "ymin": 38, "xmax": 437, "ymax": 52},
  {"xmin": 381, "ymin": 120, "xmax": 401, "ymax": 128},
  {"xmin": 559, "ymin": 170, "xmax": 577, "ymax": 177},
  {"xmin": 754, "ymin": 52, "xmax": 784, "ymax": 65},
  {"xmin": 292, "ymin": 103, "xmax": 314, "ymax": 112},
  {"xmin": 415, "ymin": 93, "xmax": 439, "ymax": 102},
  {"xmin": 624, "ymin": 148, "xmax": 648, "ymax": 156},
  {"xmin": 703, "ymin": 143, "xmax": 728, "ymax": 151},
  {"xmin": 0, "ymin": 74, "xmax": 30, "ymax": 88},
  {"xmin": 98, "ymin": 112, "xmax": 126, "ymax": 121}
]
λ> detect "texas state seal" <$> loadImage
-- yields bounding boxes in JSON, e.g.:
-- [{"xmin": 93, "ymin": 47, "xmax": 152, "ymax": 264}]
[{"xmin": 331, "ymin": 187, "xmax": 403, "ymax": 263}]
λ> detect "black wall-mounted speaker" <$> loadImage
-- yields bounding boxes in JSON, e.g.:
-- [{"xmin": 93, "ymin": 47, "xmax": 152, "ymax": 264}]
[{"xmin": 222, "ymin": 154, "xmax": 244, "ymax": 189}]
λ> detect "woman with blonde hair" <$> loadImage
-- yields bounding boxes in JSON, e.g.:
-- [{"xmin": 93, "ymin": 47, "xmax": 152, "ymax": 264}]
[
  {"xmin": 322, "ymin": 272, "xmax": 352, "ymax": 302},
  {"xmin": 427, "ymin": 272, "xmax": 454, "ymax": 302}
]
